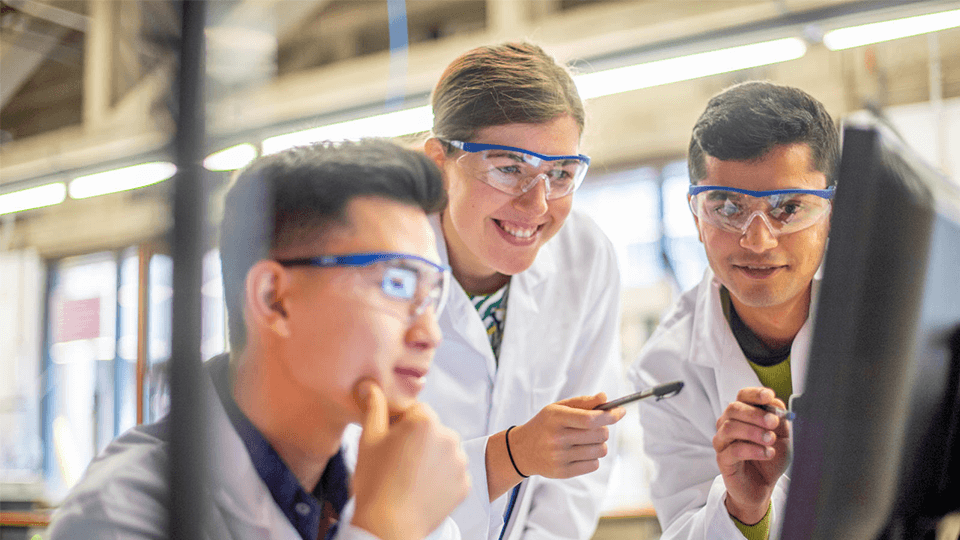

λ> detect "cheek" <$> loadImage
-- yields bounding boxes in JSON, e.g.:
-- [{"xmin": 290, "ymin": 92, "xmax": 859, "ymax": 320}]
[
  {"xmin": 450, "ymin": 181, "xmax": 512, "ymax": 227},
  {"xmin": 550, "ymin": 198, "xmax": 573, "ymax": 225},
  {"xmin": 798, "ymin": 225, "xmax": 830, "ymax": 267},
  {"xmin": 700, "ymin": 228, "xmax": 733, "ymax": 260}
]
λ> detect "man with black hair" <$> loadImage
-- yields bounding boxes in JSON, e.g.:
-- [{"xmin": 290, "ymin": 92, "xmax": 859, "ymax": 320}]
[
  {"xmin": 47, "ymin": 139, "xmax": 470, "ymax": 540},
  {"xmin": 628, "ymin": 81, "xmax": 840, "ymax": 540}
]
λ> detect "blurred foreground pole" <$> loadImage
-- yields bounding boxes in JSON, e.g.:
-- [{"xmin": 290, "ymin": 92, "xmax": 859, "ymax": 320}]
[{"xmin": 169, "ymin": 1, "xmax": 207, "ymax": 539}]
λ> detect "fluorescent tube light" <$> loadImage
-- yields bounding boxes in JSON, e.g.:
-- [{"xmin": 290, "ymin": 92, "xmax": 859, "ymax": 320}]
[
  {"xmin": 69, "ymin": 162, "xmax": 177, "ymax": 199},
  {"xmin": 0, "ymin": 182, "xmax": 67, "ymax": 215},
  {"xmin": 262, "ymin": 105, "xmax": 433, "ymax": 155},
  {"xmin": 823, "ymin": 8, "xmax": 960, "ymax": 51},
  {"xmin": 204, "ymin": 143, "xmax": 258, "ymax": 171},
  {"xmin": 575, "ymin": 37, "xmax": 807, "ymax": 100}
]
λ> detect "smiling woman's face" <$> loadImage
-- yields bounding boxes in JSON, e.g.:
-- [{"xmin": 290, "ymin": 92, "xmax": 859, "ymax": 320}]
[{"xmin": 430, "ymin": 115, "xmax": 581, "ymax": 293}]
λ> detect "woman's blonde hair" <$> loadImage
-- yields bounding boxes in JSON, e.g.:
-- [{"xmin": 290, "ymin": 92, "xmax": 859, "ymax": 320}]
[{"xmin": 431, "ymin": 42, "xmax": 585, "ymax": 150}]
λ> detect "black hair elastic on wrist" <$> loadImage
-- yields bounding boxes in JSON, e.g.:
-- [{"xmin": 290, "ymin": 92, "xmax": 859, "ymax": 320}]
[{"xmin": 505, "ymin": 425, "xmax": 529, "ymax": 479}]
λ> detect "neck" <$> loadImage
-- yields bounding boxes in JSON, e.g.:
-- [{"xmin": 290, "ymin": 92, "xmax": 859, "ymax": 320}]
[
  {"xmin": 441, "ymin": 210, "xmax": 510, "ymax": 295},
  {"xmin": 729, "ymin": 286, "xmax": 812, "ymax": 350},
  {"xmin": 232, "ymin": 348, "xmax": 344, "ymax": 491}
]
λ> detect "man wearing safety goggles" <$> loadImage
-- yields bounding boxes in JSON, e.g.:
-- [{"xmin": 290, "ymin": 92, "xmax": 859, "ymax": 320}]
[
  {"xmin": 46, "ymin": 140, "xmax": 469, "ymax": 540},
  {"xmin": 628, "ymin": 81, "xmax": 840, "ymax": 540}
]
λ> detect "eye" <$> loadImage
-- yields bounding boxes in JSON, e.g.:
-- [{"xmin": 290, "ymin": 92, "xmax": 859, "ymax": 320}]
[
  {"xmin": 382, "ymin": 267, "xmax": 417, "ymax": 300},
  {"xmin": 708, "ymin": 198, "xmax": 744, "ymax": 218},
  {"xmin": 484, "ymin": 151, "xmax": 527, "ymax": 175},
  {"xmin": 496, "ymin": 164, "xmax": 523, "ymax": 175},
  {"xmin": 770, "ymin": 198, "xmax": 807, "ymax": 222}
]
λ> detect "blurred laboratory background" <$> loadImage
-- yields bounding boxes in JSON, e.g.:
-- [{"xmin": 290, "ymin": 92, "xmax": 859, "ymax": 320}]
[{"xmin": 1, "ymin": 0, "xmax": 959, "ymax": 538}]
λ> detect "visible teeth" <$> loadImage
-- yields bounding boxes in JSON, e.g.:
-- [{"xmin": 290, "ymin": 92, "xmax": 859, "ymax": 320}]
[{"xmin": 499, "ymin": 221, "xmax": 537, "ymax": 238}]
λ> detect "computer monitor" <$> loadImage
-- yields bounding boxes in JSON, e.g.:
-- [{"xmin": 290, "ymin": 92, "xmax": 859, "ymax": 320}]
[{"xmin": 779, "ymin": 117, "xmax": 960, "ymax": 540}]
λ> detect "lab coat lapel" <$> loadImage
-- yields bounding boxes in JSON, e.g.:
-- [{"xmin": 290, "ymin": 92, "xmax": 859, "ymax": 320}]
[
  {"xmin": 431, "ymin": 215, "xmax": 499, "ymax": 382},
  {"xmin": 688, "ymin": 269, "xmax": 762, "ymax": 413},
  {"xmin": 789, "ymin": 277, "xmax": 820, "ymax": 398},
  {"xmin": 203, "ymin": 359, "xmax": 300, "ymax": 539},
  {"xmin": 489, "ymin": 237, "xmax": 557, "ymax": 427}
]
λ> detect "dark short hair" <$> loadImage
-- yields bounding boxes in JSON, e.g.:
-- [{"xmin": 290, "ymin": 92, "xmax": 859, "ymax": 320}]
[
  {"xmin": 431, "ymin": 41, "xmax": 585, "ymax": 148},
  {"xmin": 218, "ymin": 139, "xmax": 446, "ymax": 353},
  {"xmin": 688, "ymin": 81, "xmax": 840, "ymax": 186}
]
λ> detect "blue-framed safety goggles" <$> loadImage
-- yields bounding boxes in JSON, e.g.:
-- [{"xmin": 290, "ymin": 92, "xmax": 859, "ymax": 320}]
[
  {"xmin": 444, "ymin": 139, "xmax": 591, "ymax": 200},
  {"xmin": 688, "ymin": 185, "xmax": 836, "ymax": 236},
  {"xmin": 276, "ymin": 252, "xmax": 451, "ymax": 318}
]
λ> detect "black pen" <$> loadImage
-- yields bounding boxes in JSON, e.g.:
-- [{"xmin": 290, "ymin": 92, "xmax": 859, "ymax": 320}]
[
  {"xmin": 753, "ymin": 403, "xmax": 796, "ymax": 421},
  {"xmin": 593, "ymin": 381, "xmax": 684, "ymax": 410}
]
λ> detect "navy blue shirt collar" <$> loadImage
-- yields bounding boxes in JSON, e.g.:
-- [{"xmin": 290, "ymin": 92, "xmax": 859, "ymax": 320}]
[{"xmin": 208, "ymin": 354, "xmax": 351, "ymax": 540}]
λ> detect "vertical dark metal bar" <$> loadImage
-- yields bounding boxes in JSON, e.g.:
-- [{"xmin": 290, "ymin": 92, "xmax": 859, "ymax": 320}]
[{"xmin": 169, "ymin": 1, "xmax": 207, "ymax": 539}]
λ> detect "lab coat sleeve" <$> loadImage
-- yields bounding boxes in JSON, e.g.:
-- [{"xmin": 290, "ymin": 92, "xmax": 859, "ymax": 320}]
[
  {"xmin": 46, "ymin": 494, "xmax": 168, "ymax": 540},
  {"xmin": 449, "ymin": 434, "xmax": 502, "ymax": 540},
  {"xmin": 520, "ymin": 239, "xmax": 625, "ymax": 540},
  {"xmin": 45, "ymin": 425, "xmax": 172, "ymax": 540}
]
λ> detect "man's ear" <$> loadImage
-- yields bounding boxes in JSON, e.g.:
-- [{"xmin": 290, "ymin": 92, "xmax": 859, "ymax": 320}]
[
  {"xmin": 688, "ymin": 194, "xmax": 704, "ymax": 244},
  {"xmin": 245, "ymin": 260, "xmax": 292, "ymax": 339}
]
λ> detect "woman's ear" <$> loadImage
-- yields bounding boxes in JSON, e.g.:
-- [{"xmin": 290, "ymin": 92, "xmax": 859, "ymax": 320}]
[
  {"xmin": 244, "ymin": 260, "xmax": 292, "ymax": 339},
  {"xmin": 423, "ymin": 137, "xmax": 448, "ymax": 171}
]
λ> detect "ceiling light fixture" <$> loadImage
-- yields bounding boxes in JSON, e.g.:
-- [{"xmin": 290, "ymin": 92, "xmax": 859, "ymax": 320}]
[
  {"xmin": 69, "ymin": 162, "xmax": 177, "ymax": 200},
  {"xmin": 203, "ymin": 143, "xmax": 258, "ymax": 171},
  {"xmin": 575, "ymin": 37, "xmax": 808, "ymax": 100},
  {"xmin": 0, "ymin": 182, "xmax": 67, "ymax": 216},
  {"xmin": 262, "ymin": 105, "xmax": 433, "ymax": 155},
  {"xmin": 823, "ymin": 8, "xmax": 960, "ymax": 51}
]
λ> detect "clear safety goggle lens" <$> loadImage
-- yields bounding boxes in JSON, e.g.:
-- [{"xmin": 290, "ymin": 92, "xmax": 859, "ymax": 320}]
[
  {"xmin": 447, "ymin": 140, "xmax": 590, "ymax": 200},
  {"xmin": 688, "ymin": 185, "xmax": 835, "ymax": 236},
  {"xmin": 377, "ymin": 259, "xmax": 451, "ymax": 318},
  {"xmin": 277, "ymin": 252, "xmax": 450, "ymax": 320}
]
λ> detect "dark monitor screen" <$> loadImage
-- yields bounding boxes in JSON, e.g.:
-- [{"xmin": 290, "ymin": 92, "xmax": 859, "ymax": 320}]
[{"xmin": 779, "ymin": 117, "xmax": 960, "ymax": 540}]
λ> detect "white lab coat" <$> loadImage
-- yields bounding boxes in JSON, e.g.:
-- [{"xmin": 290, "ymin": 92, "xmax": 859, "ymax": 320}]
[
  {"xmin": 420, "ymin": 210, "xmax": 626, "ymax": 540},
  {"xmin": 46, "ymin": 357, "xmax": 459, "ymax": 540},
  {"xmin": 626, "ymin": 268, "xmax": 816, "ymax": 540}
]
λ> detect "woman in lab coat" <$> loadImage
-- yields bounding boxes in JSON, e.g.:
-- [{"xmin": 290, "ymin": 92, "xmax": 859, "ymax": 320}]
[{"xmin": 419, "ymin": 42, "xmax": 627, "ymax": 540}]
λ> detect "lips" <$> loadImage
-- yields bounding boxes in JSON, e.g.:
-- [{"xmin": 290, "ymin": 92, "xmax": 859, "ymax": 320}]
[
  {"xmin": 394, "ymin": 366, "xmax": 428, "ymax": 394},
  {"xmin": 395, "ymin": 366, "xmax": 427, "ymax": 379},
  {"xmin": 493, "ymin": 219, "xmax": 543, "ymax": 245},
  {"xmin": 733, "ymin": 264, "xmax": 786, "ymax": 279}
]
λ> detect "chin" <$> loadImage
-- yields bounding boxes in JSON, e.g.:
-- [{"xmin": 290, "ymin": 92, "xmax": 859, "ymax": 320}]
[
  {"xmin": 492, "ymin": 251, "xmax": 538, "ymax": 276},
  {"xmin": 733, "ymin": 288, "xmax": 789, "ymax": 309},
  {"xmin": 387, "ymin": 395, "xmax": 418, "ymax": 416}
]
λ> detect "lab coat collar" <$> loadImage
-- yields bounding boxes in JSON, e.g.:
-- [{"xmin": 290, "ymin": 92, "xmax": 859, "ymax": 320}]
[
  {"xmin": 201, "ymin": 355, "xmax": 303, "ymax": 539},
  {"xmin": 687, "ymin": 268, "xmax": 743, "ymax": 370}
]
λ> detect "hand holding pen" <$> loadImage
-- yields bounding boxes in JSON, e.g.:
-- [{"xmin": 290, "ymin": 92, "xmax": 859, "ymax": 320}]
[
  {"xmin": 752, "ymin": 403, "xmax": 795, "ymax": 421},
  {"xmin": 714, "ymin": 387, "xmax": 793, "ymax": 526}
]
